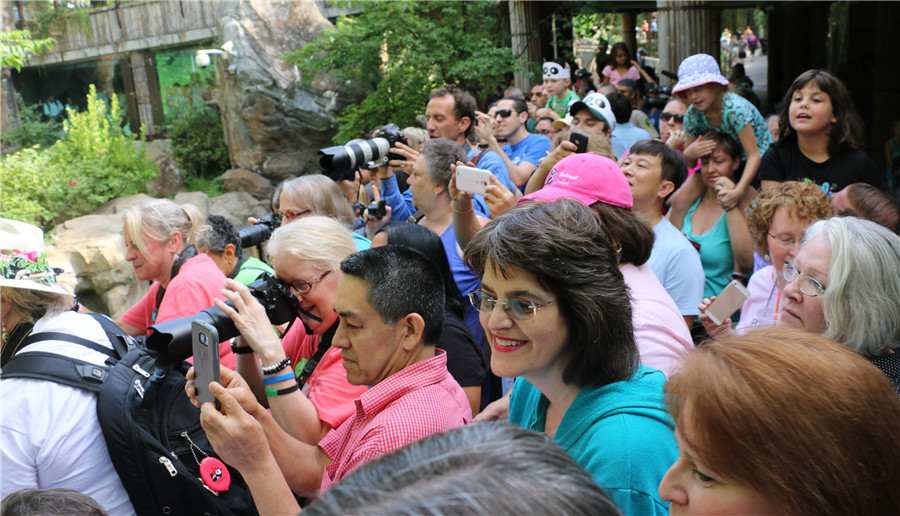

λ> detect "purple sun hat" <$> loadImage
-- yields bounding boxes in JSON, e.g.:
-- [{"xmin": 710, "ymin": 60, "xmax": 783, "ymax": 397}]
[{"xmin": 671, "ymin": 54, "xmax": 729, "ymax": 96}]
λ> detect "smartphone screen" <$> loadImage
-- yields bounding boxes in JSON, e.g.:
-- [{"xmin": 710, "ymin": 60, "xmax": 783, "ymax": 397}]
[
  {"xmin": 191, "ymin": 320, "xmax": 220, "ymax": 408},
  {"xmin": 706, "ymin": 280, "xmax": 751, "ymax": 326}
]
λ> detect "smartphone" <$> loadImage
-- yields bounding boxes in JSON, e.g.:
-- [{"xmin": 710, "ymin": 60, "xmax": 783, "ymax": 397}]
[
  {"xmin": 455, "ymin": 165, "xmax": 492, "ymax": 195},
  {"xmin": 569, "ymin": 131, "xmax": 589, "ymax": 153},
  {"xmin": 706, "ymin": 280, "xmax": 751, "ymax": 326},
  {"xmin": 191, "ymin": 320, "xmax": 220, "ymax": 409}
]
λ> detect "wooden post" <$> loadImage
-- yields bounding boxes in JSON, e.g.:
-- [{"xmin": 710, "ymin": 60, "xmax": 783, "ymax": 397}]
[
  {"xmin": 128, "ymin": 51, "xmax": 157, "ymax": 136},
  {"xmin": 657, "ymin": 0, "xmax": 719, "ymax": 86},
  {"xmin": 622, "ymin": 12, "xmax": 637, "ymax": 60},
  {"xmin": 509, "ymin": 0, "xmax": 542, "ymax": 91}
]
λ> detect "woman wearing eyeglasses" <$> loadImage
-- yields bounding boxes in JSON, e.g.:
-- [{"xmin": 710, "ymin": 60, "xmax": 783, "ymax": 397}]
[
  {"xmin": 279, "ymin": 174, "xmax": 371, "ymax": 251},
  {"xmin": 697, "ymin": 181, "xmax": 832, "ymax": 337},
  {"xmin": 217, "ymin": 216, "xmax": 368, "ymax": 445},
  {"xmin": 466, "ymin": 199, "xmax": 678, "ymax": 515},
  {"xmin": 775, "ymin": 216, "xmax": 900, "ymax": 392}
]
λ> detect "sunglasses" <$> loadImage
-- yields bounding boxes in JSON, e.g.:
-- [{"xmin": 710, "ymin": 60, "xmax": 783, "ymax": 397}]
[
  {"xmin": 495, "ymin": 109, "xmax": 514, "ymax": 118},
  {"xmin": 660, "ymin": 112, "xmax": 685, "ymax": 123}
]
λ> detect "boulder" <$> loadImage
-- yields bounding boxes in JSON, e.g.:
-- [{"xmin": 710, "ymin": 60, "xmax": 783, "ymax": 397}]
[
  {"xmin": 213, "ymin": 1, "xmax": 349, "ymax": 182},
  {"xmin": 45, "ymin": 192, "xmax": 270, "ymax": 319},
  {"xmin": 146, "ymin": 155, "xmax": 185, "ymax": 197},
  {"xmin": 221, "ymin": 168, "xmax": 274, "ymax": 202}
]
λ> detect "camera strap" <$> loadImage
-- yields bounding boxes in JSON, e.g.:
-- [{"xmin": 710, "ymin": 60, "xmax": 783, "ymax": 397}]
[
  {"xmin": 153, "ymin": 245, "xmax": 198, "ymax": 323},
  {"xmin": 297, "ymin": 322, "xmax": 338, "ymax": 389}
]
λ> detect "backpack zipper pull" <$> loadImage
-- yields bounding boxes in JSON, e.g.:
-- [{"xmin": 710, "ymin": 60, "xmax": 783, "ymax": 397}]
[
  {"xmin": 132, "ymin": 363, "xmax": 151, "ymax": 378},
  {"xmin": 159, "ymin": 456, "xmax": 177, "ymax": 477}
]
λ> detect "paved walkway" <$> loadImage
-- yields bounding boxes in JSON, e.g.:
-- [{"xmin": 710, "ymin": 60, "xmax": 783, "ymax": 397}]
[{"xmin": 742, "ymin": 52, "xmax": 769, "ymax": 112}]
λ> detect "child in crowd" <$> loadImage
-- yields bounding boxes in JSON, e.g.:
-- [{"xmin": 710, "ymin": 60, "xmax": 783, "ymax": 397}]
[
  {"xmin": 758, "ymin": 70, "xmax": 883, "ymax": 196},
  {"xmin": 541, "ymin": 58, "xmax": 579, "ymax": 118},
  {"xmin": 601, "ymin": 42, "xmax": 656, "ymax": 88},
  {"xmin": 670, "ymin": 53, "xmax": 771, "ymax": 211}
]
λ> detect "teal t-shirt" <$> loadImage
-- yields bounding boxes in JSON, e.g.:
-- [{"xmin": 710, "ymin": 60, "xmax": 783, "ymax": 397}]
[{"xmin": 509, "ymin": 367, "xmax": 677, "ymax": 516}]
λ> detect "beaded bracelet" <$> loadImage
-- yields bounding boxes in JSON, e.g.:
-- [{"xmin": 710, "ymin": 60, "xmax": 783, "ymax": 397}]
[
  {"xmin": 262, "ymin": 372, "xmax": 295, "ymax": 385},
  {"xmin": 261, "ymin": 357, "xmax": 291, "ymax": 375},
  {"xmin": 265, "ymin": 383, "xmax": 300, "ymax": 397}
]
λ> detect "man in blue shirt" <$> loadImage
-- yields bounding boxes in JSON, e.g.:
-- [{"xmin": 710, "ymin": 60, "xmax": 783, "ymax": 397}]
[
  {"xmin": 608, "ymin": 92, "xmax": 651, "ymax": 159},
  {"xmin": 474, "ymin": 96, "xmax": 551, "ymax": 192},
  {"xmin": 379, "ymin": 85, "xmax": 514, "ymax": 222}
]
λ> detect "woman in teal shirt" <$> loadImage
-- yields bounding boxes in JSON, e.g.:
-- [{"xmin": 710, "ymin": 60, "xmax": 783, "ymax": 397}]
[{"xmin": 466, "ymin": 199, "xmax": 677, "ymax": 516}]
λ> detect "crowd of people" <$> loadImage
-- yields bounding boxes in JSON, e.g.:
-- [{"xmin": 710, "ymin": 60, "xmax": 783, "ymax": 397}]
[{"xmin": 3, "ymin": 40, "xmax": 900, "ymax": 516}]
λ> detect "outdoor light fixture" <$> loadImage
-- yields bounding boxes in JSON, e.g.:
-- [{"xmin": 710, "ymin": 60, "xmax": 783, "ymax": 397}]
[{"xmin": 195, "ymin": 41, "xmax": 237, "ymax": 69}]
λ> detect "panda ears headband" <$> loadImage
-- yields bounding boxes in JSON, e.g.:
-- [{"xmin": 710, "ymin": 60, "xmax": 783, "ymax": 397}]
[{"xmin": 542, "ymin": 62, "xmax": 571, "ymax": 80}]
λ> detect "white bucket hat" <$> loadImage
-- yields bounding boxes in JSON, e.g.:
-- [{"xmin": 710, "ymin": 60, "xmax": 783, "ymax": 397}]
[{"xmin": 0, "ymin": 219, "xmax": 74, "ymax": 297}]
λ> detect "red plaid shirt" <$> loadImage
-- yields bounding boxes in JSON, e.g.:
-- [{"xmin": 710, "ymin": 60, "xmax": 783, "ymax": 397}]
[{"xmin": 318, "ymin": 350, "xmax": 471, "ymax": 491}]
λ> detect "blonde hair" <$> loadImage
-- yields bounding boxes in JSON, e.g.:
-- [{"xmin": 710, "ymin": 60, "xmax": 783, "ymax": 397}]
[
  {"xmin": 1, "ymin": 286, "xmax": 71, "ymax": 324},
  {"xmin": 123, "ymin": 199, "xmax": 207, "ymax": 256},
  {"xmin": 402, "ymin": 127, "xmax": 428, "ymax": 152},
  {"xmin": 267, "ymin": 216, "xmax": 356, "ymax": 272},
  {"xmin": 280, "ymin": 175, "xmax": 355, "ymax": 227}
]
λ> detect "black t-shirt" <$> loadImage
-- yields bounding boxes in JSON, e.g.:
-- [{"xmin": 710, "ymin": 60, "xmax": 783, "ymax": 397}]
[
  {"xmin": 440, "ymin": 307, "xmax": 486, "ymax": 387},
  {"xmin": 758, "ymin": 137, "xmax": 884, "ymax": 194}
]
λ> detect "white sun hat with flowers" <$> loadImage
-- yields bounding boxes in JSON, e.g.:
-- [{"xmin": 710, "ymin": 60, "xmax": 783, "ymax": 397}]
[{"xmin": 1, "ymin": 219, "xmax": 74, "ymax": 297}]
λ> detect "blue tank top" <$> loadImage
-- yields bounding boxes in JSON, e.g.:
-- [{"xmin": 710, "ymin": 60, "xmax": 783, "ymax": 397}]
[
  {"xmin": 439, "ymin": 224, "xmax": 485, "ymax": 350},
  {"xmin": 682, "ymin": 197, "xmax": 733, "ymax": 299}
]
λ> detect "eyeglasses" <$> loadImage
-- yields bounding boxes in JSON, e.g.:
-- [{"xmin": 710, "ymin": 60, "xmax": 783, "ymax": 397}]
[
  {"xmin": 782, "ymin": 262, "xmax": 826, "ymax": 297},
  {"xmin": 768, "ymin": 233, "xmax": 799, "ymax": 248},
  {"xmin": 280, "ymin": 209, "xmax": 311, "ymax": 222},
  {"xmin": 287, "ymin": 270, "xmax": 330, "ymax": 295},
  {"xmin": 495, "ymin": 109, "xmax": 514, "ymax": 118},
  {"xmin": 659, "ymin": 112, "xmax": 685, "ymax": 123},
  {"xmin": 468, "ymin": 290, "xmax": 557, "ymax": 321},
  {"xmin": 536, "ymin": 129, "xmax": 553, "ymax": 135}
]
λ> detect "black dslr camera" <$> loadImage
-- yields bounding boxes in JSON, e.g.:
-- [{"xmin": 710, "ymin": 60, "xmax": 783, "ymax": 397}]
[{"xmin": 238, "ymin": 212, "xmax": 282, "ymax": 248}]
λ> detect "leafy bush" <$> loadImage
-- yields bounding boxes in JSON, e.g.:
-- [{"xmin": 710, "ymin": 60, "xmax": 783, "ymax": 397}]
[
  {"xmin": 1, "ymin": 85, "xmax": 157, "ymax": 231},
  {"xmin": 1, "ymin": 93, "xmax": 63, "ymax": 153},
  {"xmin": 165, "ymin": 79, "xmax": 230, "ymax": 179}
]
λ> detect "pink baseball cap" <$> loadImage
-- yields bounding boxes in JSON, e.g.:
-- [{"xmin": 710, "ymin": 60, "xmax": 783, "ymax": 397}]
[{"xmin": 518, "ymin": 153, "xmax": 633, "ymax": 209}]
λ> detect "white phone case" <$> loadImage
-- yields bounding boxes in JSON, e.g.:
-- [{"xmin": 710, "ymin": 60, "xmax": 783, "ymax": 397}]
[
  {"xmin": 706, "ymin": 280, "xmax": 751, "ymax": 326},
  {"xmin": 455, "ymin": 165, "xmax": 491, "ymax": 195}
]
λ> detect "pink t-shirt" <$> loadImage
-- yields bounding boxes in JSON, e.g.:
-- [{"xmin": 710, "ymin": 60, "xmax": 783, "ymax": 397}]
[
  {"xmin": 281, "ymin": 321, "xmax": 368, "ymax": 430},
  {"xmin": 621, "ymin": 263, "xmax": 694, "ymax": 377},
  {"xmin": 602, "ymin": 64, "xmax": 641, "ymax": 86},
  {"xmin": 317, "ymin": 351, "xmax": 471, "ymax": 492},
  {"xmin": 120, "ymin": 253, "xmax": 233, "ymax": 367},
  {"xmin": 736, "ymin": 265, "xmax": 781, "ymax": 332}
]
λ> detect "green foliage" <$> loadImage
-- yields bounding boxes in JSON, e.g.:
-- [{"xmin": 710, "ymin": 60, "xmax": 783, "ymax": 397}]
[
  {"xmin": 1, "ymin": 93, "xmax": 63, "ymax": 152},
  {"xmin": 0, "ymin": 30, "xmax": 54, "ymax": 71},
  {"xmin": 1, "ymin": 85, "xmax": 157, "ymax": 231},
  {"xmin": 25, "ymin": 1, "xmax": 95, "ymax": 42},
  {"xmin": 182, "ymin": 175, "xmax": 224, "ymax": 198},
  {"xmin": 285, "ymin": 0, "xmax": 517, "ymax": 144},
  {"xmin": 165, "ymin": 80, "xmax": 230, "ymax": 179}
]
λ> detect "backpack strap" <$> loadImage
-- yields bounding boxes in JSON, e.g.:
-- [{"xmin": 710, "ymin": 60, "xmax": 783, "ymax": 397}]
[
  {"xmin": 21, "ymin": 332, "xmax": 117, "ymax": 359},
  {"xmin": 2, "ymin": 352, "xmax": 109, "ymax": 392}
]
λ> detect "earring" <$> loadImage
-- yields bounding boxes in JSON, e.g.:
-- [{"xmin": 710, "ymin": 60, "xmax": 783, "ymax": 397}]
[
  {"xmin": 764, "ymin": 254, "xmax": 770, "ymax": 262},
  {"xmin": 2, "ymin": 322, "xmax": 8, "ymax": 344},
  {"xmin": 173, "ymin": 253, "xmax": 180, "ymax": 262}
]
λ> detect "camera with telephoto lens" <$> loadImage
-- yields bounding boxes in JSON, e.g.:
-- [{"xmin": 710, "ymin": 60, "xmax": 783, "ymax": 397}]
[
  {"xmin": 145, "ymin": 273, "xmax": 300, "ymax": 363},
  {"xmin": 318, "ymin": 124, "xmax": 408, "ymax": 179},
  {"xmin": 238, "ymin": 212, "xmax": 281, "ymax": 248}
]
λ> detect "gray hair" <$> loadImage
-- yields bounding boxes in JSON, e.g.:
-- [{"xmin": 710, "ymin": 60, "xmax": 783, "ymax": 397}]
[
  {"xmin": 421, "ymin": 137, "xmax": 466, "ymax": 186},
  {"xmin": 123, "ymin": 199, "xmax": 207, "ymax": 256},
  {"xmin": 1, "ymin": 488, "xmax": 108, "ymax": 516},
  {"xmin": 804, "ymin": 217, "xmax": 900, "ymax": 356},
  {"xmin": 304, "ymin": 421, "xmax": 622, "ymax": 516},
  {"xmin": 267, "ymin": 216, "xmax": 356, "ymax": 272},
  {"xmin": 280, "ymin": 175, "xmax": 355, "ymax": 227}
]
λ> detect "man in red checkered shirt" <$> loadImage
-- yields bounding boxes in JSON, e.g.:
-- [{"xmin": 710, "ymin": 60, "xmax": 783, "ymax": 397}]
[{"xmin": 195, "ymin": 246, "xmax": 472, "ymax": 514}]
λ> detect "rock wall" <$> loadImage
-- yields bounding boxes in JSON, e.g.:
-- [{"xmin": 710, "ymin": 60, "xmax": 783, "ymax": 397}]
[
  {"xmin": 214, "ymin": 0, "xmax": 348, "ymax": 182},
  {"xmin": 46, "ymin": 192, "xmax": 270, "ymax": 319}
]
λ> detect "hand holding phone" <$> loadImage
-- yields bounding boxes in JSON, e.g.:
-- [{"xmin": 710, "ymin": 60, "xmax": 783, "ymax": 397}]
[
  {"xmin": 569, "ymin": 131, "xmax": 589, "ymax": 153},
  {"xmin": 191, "ymin": 320, "xmax": 221, "ymax": 409},
  {"xmin": 705, "ymin": 280, "xmax": 751, "ymax": 326},
  {"xmin": 455, "ymin": 165, "xmax": 492, "ymax": 195}
]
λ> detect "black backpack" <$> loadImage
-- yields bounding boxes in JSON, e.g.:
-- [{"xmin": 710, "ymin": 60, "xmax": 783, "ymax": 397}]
[{"xmin": 1, "ymin": 313, "xmax": 259, "ymax": 516}]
